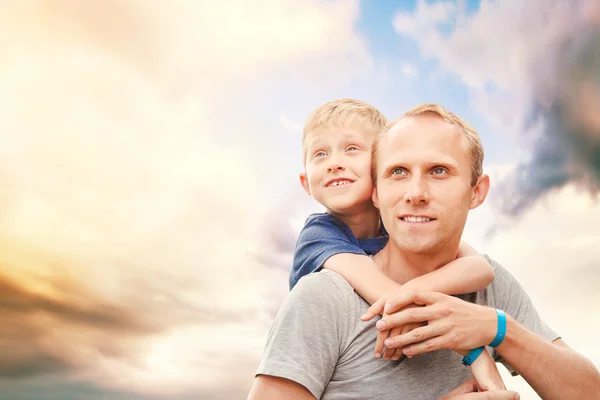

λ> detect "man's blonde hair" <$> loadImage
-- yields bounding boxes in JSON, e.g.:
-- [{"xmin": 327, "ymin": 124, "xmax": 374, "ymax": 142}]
[
  {"xmin": 302, "ymin": 98, "xmax": 387, "ymax": 163},
  {"xmin": 372, "ymin": 103, "xmax": 484, "ymax": 187}
]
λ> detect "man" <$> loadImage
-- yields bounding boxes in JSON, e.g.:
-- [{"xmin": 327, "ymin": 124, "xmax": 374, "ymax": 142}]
[{"xmin": 248, "ymin": 104, "xmax": 600, "ymax": 399}]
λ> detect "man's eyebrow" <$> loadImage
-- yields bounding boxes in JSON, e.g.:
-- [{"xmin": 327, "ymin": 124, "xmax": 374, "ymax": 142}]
[
  {"xmin": 380, "ymin": 160, "xmax": 459, "ymax": 176},
  {"xmin": 380, "ymin": 162, "xmax": 404, "ymax": 177}
]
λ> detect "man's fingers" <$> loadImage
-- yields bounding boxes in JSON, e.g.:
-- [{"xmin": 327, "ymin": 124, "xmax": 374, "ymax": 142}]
[
  {"xmin": 403, "ymin": 336, "xmax": 445, "ymax": 357},
  {"xmin": 384, "ymin": 323, "xmax": 448, "ymax": 350},
  {"xmin": 391, "ymin": 322, "xmax": 417, "ymax": 360},
  {"xmin": 385, "ymin": 290, "xmax": 443, "ymax": 314},
  {"xmin": 376, "ymin": 305, "xmax": 436, "ymax": 331},
  {"xmin": 361, "ymin": 297, "xmax": 386, "ymax": 321}
]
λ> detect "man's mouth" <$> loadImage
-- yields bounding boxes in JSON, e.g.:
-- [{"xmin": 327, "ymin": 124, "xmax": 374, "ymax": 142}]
[
  {"xmin": 326, "ymin": 179, "xmax": 353, "ymax": 187},
  {"xmin": 400, "ymin": 216, "xmax": 435, "ymax": 223}
]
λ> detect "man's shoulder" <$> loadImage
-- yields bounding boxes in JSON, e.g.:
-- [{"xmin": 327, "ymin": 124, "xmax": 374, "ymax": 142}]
[
  {"xmin": 482, "ymin": 254, "xmax": 520, "ymax": 288},
  {"xmin": 294, "ymin": 269, "xmax": 356, "ymax": 298},
  {"xmin": 289, "ymin": 270, "xmax": 361, "ymax": 313}
]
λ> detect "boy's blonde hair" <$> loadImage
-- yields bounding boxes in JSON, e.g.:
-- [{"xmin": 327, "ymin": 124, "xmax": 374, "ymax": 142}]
[
  {"xmin": 372, "ymin": 103, "xmax": 484, "ymax": 187},
  {"xmin": 302, "ymin": 98, "xmax": 387, "ymax": 163}
]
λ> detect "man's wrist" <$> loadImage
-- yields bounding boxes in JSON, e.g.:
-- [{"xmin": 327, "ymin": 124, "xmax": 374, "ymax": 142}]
[
  {"xmin": 494, "ymin": 313, "xmax": 517, "ymax": 355},
  {"xmin": 481, "ymin": 306, "xmax": 498, "ymax": 346}
]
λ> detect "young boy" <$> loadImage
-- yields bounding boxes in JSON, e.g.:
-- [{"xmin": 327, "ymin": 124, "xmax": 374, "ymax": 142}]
[{"xmin": 290, "ymin": 98, "xmax": 503, "ymax": 391}]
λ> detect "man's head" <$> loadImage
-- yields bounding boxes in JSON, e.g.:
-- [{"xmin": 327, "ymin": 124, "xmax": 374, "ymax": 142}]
[
  {"xmin": 371, "ymin": 103, "xmax": 489, "ymax": 254},
  {"xmin": 300, "ymin": 99, "xmax": 387, "ymax": 215}
]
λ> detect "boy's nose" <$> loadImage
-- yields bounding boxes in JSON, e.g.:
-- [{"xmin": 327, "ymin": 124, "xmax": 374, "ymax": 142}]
[{"xmin": 327, "ymin": 163, "xmax": 345, "ymax": 173}]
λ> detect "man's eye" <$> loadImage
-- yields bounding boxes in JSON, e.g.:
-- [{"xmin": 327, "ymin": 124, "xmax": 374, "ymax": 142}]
[
  {"xmin": 432, "ymin": 167, "xmax": 447, "ymax": 175},
  {"xmin": 392, "ymin": 168, "xmax": 405, "ymax": 175},
  {"xmin": 346, "ymin": 146, "xmax": 359, "ymax": 152}
]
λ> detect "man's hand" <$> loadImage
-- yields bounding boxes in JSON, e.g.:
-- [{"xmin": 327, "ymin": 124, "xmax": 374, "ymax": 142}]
[
  {"xmin": 440, "ymin": 380, "xmax": 520, "ymax": 400},
  {"xmin": 361, "ymin": 292, "xmax": 426, "ymax": 360},
  {"xmin": 372, "ymin": 289, "xmax": 498, "ymax": 356}
]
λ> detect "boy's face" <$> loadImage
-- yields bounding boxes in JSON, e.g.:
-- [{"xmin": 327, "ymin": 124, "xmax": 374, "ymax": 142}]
[{"xmin": 300, "ymin": 125, "xmax": 374, "ymax": 216}]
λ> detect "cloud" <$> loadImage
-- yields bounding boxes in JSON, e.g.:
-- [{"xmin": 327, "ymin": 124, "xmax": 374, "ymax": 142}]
[
  {"xmin": 0, "ymin": 0, "xmax": 369, "ymax": 398},
  {"xmin": 400, "ymin": 62, "xmax": 419, "ymax": 78},
  {"xmin": 392, "ymin": 0, "xmax": 600, "ymax": 220},
  {"xmin": 460, "ymin": 170, "xmax": 600, "ymax": 398}
]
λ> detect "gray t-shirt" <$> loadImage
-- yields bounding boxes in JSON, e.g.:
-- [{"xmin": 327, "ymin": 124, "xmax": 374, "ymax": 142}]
[{"xmin": 256, "ymin": 256, "xmax": 560, "ymax": 399}]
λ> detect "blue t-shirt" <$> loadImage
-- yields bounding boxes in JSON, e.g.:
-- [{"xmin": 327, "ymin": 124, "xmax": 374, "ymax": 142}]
[{"xmin": 289, "ymin": 213, "xmax": 389, "ymax": 290}]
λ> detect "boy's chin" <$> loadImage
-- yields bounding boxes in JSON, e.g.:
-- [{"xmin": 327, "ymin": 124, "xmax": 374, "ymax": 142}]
[{"xmin": 325, "ymin": 198, "xmax": 375, "ymax": 214}]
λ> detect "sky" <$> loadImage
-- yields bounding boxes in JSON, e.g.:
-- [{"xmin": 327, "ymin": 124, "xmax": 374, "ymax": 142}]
[{"xmin": 0, "ymin": 1, "xmax": 599, "ymax": 399}]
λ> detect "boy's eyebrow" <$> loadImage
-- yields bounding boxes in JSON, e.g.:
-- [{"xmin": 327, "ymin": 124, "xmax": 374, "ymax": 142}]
[{"xmin": 306, "ymin": 132, "xmax": 367, "ymax": 149}]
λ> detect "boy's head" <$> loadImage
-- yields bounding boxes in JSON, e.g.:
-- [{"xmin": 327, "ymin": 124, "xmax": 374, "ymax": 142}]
[{"xmin": 300, "ymin": 98, "xmax": 387, "ymax": 216}]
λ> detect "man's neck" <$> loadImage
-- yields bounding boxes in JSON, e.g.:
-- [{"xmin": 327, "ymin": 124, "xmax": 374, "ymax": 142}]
[
  {"xmin": 374, "ymin": 242, "xmax": 459, "ymax": 285},
  {"xmin": 331, "ymin": 205, "xmax": 381, "ymax": 239}
]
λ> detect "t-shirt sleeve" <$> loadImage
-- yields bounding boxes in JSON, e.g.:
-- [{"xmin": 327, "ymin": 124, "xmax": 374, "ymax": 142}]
[
  {"xmin": 289, "ymin": 214, "xmax": 366, "ymax": 290},
  {"xmin": 485, "ymin": 256, "xmax": 561, "ymax": 376},
  {"xmin": 256, "ymin": 272, "xmax": 353, "ymax": 398}
]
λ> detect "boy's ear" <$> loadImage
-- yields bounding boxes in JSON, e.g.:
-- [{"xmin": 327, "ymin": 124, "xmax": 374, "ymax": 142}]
[
  {"xmin": 469, "ymin": 173, "xmax": 490, "ymax": 210},
  {"xmin": 299, "ymin": 173, "xmax": 311, "ymax": 196},
  {"xmin": 372, "ymin": 186, "xmax": 380, "ymax": 209}
]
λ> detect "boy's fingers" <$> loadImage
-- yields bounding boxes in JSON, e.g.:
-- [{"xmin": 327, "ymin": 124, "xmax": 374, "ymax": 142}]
[
  {"xmin": 442, "ymin": 379, "xmax": 477, "ymax": 397},
  {"xmin": 374, "ymin": 328, "xmax": 388, "ymax": 358},
  {"xmin": 361, "ymin": 297, "xmax": 385, "ymax": 321},
  {"xmin": 384, "ymin": 326, "xmax": 402, "ymax": 360}
]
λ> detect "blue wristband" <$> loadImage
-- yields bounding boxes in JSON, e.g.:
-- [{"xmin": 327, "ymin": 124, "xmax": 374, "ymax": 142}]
[
  {"xmin": 462, "ymin": 346, "xmax": 485, "ymax": 366},
  {"xmin": 489, "ymin": 309, "xmax": 507, "ymax": 348}
]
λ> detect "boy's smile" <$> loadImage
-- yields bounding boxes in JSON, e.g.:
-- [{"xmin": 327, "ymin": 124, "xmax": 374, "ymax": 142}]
[
  {"xmin": 300, "ymin": 126, "xmax": 375, "ymax": 217},
  {"xmin": 325, "ymin": 177, "xmax": 354, "ymax": 187}
]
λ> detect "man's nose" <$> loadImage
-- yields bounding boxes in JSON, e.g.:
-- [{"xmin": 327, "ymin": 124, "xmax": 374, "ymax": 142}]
[{"xmin": 404, "ymin": 177, "xmax": 430, "ymax": 205}]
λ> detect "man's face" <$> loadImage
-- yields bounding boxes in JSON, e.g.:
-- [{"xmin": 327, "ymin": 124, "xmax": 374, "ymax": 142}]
[
  {"xmin": 300, "ymin": 125, "xmax": 374, "ymax": 216},
  {"xmin": 373, "ymin": 115, "xmax": 486, "ymax": 254}
]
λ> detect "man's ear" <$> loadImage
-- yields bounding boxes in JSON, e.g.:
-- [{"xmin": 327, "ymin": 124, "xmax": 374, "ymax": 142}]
[
  {"xmin": 372, "ymin": 186, "xmax": 380, "ymax": 209},
  {"xmin": 469, "ymin": 174, "xmax": 490, "ymax": 210},
  {"xmin": 299, "ymin": 173, "xmax": 311, "ymax": 196}
]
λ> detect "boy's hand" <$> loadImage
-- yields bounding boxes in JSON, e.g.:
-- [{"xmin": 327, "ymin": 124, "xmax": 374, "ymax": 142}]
[{"xmin": 440, "ymin": 380, "xmax": 520, "ymax": 400}]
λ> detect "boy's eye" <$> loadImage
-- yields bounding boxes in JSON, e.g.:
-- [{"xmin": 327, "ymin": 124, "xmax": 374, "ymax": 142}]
[
  {"xmin": 432, "ymin": 167, "xmax": 447, "ymax": 175},
  {"xmin": 346, "ymin": 146, "xmax": 359, "ymax": 152},
  {"xmin": 314, "ymin": 151, "xmax": 326, "ymax": 158}
]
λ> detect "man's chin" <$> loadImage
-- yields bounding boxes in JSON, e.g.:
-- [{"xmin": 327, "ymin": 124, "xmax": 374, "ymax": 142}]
[{"xmin": 391, "ymin": 238, "xmax": 439, "ymax": 254}]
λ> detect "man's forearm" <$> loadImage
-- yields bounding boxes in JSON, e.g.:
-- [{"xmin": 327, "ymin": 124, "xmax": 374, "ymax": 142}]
[{"xmin": 496, "ymin": 316, "xmax": 600, "ymax": 400}]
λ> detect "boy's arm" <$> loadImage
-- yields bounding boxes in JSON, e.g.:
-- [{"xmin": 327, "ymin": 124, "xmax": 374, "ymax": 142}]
[
  {"xmin": 325, "ymin": 241, "xmax": 493, "ymax": 309},
  {"xmin": 323, "ymin": 253, "xmax": 401, "ymax": 305},
  {"xmin": 402, "ymin": 241, "xmax": 494, "ymax": 295},
  {"xmin": 290, "ymin": 214, "xmax": 398, "ymax": 302}
]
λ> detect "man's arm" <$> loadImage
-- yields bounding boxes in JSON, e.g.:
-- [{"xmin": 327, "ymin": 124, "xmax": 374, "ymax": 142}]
[
  {"xmin": 369, "ymin": 294, "xmax": 600, "ymax": 400},
  {"xmin": 494, "ymin": 320, "xmax": 600, "ymax": 400},
  {"xmin": 248, "ymin": 375, "xmax": 315, "ymax": 400},
  {"xmin": 250, "ymin": 272, "xmax": 350, "ymax": 400}
]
